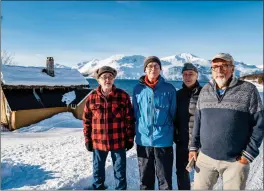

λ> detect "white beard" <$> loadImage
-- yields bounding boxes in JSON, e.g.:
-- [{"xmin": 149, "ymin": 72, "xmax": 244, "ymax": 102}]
[{"xmin": 215, "ymin": 77, "xmax": 228, "ymax": 88}]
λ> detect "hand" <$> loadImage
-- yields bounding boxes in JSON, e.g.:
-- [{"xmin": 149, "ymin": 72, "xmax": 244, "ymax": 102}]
[
  {"xmin": 188, "ymin": 151, "xmax": 198, "ymax": 162},
  {"xmin": 236, "ymin": 156, "xmax": 249, "ymax": 165},
  {"xmin": 85, "ymin": 142, "xmax": 93, "ymax": 152},
  {"xmin": 125, "ymin": 141, "xmax": 134, "ymax": 151}
]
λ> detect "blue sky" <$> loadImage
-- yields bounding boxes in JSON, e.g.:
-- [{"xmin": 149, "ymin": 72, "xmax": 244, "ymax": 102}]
[{"xmin": 2, "ymin": 1, "xmax": 263, "ymax": 67}]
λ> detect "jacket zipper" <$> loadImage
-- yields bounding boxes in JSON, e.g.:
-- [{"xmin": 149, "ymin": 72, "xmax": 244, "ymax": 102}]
[
  {"xmin": 151, "ymin": 89, "xmax": 155, "ymax": 146},
  {"xmin": 215, "ymin": 87, "xmax": 229, "ymax": 103}
]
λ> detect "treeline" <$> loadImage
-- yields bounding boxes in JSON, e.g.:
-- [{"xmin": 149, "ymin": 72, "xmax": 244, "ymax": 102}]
[{"xmin": 239, "ymin": 73, "xmax": 264, "ymax": 84}]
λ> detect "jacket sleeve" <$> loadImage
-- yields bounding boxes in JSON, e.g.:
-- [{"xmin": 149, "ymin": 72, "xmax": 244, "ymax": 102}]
[
  {"xmin": 125, "ymin": 94, "xmax": 135, "ymax": 142},
  {"xmin": 132, "ymin": 88, "xmax": 139, "ymax": 123},
  {"xmin": 83, "ymin": 96, "xmax": 93, "ymax": 144},
  {"xmin": 242, "ymin": 87, "xmax": 264, "ymax": 162},
  {"xmin": 170, "ymin": 88, "xmax": 177, "ymax": 144},
  {"xmin": 170, "ymin": 87, "xmax": 177, "ymax": 126},
  {"xmin": 189, "ymin": 95, "xmax": 201, "ymax": 151}
]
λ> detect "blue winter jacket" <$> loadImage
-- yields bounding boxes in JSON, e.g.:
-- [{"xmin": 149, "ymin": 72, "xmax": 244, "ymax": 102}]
[{"xmin": 132, "ymin": 76, "xmax": 177, "ymax": 147}]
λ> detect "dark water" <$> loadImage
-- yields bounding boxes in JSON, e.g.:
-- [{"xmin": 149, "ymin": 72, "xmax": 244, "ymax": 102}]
[{"xmin": 86, "ymin": 78, "xmax": 207, "ymax": 96}]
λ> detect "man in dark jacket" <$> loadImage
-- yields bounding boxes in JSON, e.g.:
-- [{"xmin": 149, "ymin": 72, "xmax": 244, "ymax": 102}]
[{"xmin": 175, "ymin": 63, "xmax": 202, "ymax": 190}]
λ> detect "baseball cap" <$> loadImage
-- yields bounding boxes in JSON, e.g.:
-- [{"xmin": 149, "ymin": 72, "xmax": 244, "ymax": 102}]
[{"xmin": 212, "ymin": 53, "xmax": 234, "ymax": 65}]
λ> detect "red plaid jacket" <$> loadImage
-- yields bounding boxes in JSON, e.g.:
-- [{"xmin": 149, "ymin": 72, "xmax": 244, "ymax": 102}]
[{"xmin": 83, "ymin": 85, "xmax": 135, "ymax": 151}]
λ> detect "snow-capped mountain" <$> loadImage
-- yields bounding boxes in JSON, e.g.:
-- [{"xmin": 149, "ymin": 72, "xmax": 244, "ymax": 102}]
[
  {"xmin": 54, "ymin": 63, "xmax": 71, "ymax": 69},
  {"xmin": 78, "ymin": 55, "xmax": 145, "ymax": 79},
  {"xmin": 160, "ymin": 53, "xmax": 212, "ymax": 81},
  {"xmin": 74, "ymin": 53, "xmax": 262, "ymax": 81},
  {"xmin": 256, "ymin": 64, "xmax": 263, "ymax": 69},
  {"xmin": 161, "ymin": 53, "xmax": 211, "ymax": 67},
  {"xmin": 73, "ymin": 59, "xmax": 99, "ymax": 70},
  {"xmin": 233, "ymin": 61, "xmax": 262, "ymax": 77}
]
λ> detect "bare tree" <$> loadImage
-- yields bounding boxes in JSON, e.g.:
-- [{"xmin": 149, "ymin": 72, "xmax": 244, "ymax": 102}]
[{"xmin": 1, "ymin": 50, "xmax": 17, "ymax": 65}]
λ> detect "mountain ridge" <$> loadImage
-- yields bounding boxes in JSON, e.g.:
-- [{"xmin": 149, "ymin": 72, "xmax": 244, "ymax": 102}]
[{"xmin": 75, "ymin": 53, "xmax": 262, "ymax": 81}]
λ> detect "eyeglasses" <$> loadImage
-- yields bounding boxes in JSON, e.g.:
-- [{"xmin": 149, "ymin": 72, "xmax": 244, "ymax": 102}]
[
  {"xmin": 211, "ymin": 64, "xmax": 233, "ymax": 71},
  {"xmin": 99, "ymin": 75, "xmax": 114, "ymax": 80},
  {"xmin": 146, "ymin": 65, "xmax": 160, "ymax": 70}
]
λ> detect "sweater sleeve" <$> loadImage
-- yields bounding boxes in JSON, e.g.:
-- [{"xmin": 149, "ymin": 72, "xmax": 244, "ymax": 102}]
[
  {"xmin": 170, "ymin": 87, "xmax": 177, "ymax": 126},
  {"xmin": 242, "ymin": 87, "xmax": 264, "ymax": 162},
  {"xmin": 189, "ymin": 96, "xmax": 201, "ymax": 151}
]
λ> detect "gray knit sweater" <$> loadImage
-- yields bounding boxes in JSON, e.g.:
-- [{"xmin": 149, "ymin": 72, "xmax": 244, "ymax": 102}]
[{"xmin": 190, "ymin": 77, "xmax": 264, "ymax": 162}]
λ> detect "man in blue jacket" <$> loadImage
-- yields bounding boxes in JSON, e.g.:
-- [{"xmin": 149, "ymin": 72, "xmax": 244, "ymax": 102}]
[
  {"xmin": 133, "ymin": 56, "xmax": 177, "ymax": 190},
  {"xmin": 189, "ymin": 53, "xmax": 264, "ymax": 189}
]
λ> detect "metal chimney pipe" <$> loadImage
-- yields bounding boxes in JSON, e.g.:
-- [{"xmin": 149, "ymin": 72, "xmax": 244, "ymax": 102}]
[{"xmin": 46, "ymin": 57, "xmax": 55, "ymax": 77}]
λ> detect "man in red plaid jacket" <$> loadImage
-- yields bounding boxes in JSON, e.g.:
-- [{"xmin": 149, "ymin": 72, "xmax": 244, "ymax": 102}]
[{"xmin": 83, "ymin": 66, "xmax": 135, "ymax": 190}]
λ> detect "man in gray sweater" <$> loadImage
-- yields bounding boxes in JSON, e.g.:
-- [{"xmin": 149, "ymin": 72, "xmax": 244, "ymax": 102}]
[{"xmin": 189, "ymin": 53, "xmax": 264, "ymax": 189}]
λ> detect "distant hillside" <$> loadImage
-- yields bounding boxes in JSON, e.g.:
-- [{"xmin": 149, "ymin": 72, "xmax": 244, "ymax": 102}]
[{"xmin": 240, "ymin": 73, "xmax": 264, "ymax": 84}]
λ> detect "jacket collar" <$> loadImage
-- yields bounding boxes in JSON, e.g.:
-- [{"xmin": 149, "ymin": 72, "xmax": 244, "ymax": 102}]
[
  {"xmin": 96, "ymin": 85, "xmax": 117, "ymax": 97},
  {"xmin": 182, "ymin": 80, "xmax": 201, "ymax": 95},
  {"xmin": 182, "ymin": 80, "xmax": 200, "ymax": 90},
  {"xmin": 139, "ymin": 75, "xmax": 165, "ymax": 88}
]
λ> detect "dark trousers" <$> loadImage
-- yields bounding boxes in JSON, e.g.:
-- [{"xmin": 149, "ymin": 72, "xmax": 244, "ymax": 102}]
[
  {"xmin": 93, "ymin": 149, "xmax": 127, "ymax": 190},
  {"xmin": 176, "ymin": 144, "xmax": 191, "ymax": 190},
  {"xmin": 137, "ymin": 145, "xmax": 173, "ymax": 190}
]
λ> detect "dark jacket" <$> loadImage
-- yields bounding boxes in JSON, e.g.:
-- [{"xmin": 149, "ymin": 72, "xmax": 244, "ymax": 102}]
[{"xmin": 175, "ymin": 81, "xmax": 202, "ymax": 148}]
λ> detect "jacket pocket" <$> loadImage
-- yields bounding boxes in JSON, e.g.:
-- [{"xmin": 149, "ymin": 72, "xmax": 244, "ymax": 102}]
[
  {"xmin": 154, "ymin": 106, "xmax": 171, "ymax": 126},
  {"xmin": 137, "ymin": 119, "xmax": 150, "ymax": 136},
  {"xmin": 90, "ymin": 104, "xmax": 103, "ymax": 119},
  {"xmin": 153, "ymin": 125, "xmax": 171, "ymax": 140}
]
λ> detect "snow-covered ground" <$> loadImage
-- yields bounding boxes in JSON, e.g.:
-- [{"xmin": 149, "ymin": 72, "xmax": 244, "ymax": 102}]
[
  {"xmin": 1, "ymin": 114, "xmax": 148, "ymax": 190},
  {"xmin": 244, "ymin": 79, "xmax": 263, "ymax": 93},
  {"xmin": 1, "ymin": 81, "xmax": 263, "ymax": 190}
]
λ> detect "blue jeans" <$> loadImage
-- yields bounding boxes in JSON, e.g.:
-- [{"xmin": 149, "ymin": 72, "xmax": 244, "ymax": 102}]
[{"xmin": 93, "ymin": 149, "xmax": 127, "ymax": 190}]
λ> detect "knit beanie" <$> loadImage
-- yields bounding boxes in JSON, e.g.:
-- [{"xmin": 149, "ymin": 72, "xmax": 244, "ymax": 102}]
[
  {"xmin": 182, "ymin": 62, "xmax": 198, "ymax": 73},
  {"xmin": 144, "ymin": 56, "xmax": 162, "ymax": 72}
]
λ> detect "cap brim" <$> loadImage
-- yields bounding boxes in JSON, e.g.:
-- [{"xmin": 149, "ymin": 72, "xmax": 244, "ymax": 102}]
[{"xmin": 212, "ymin": 56, "xmax": 231, "ymax": 62}]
